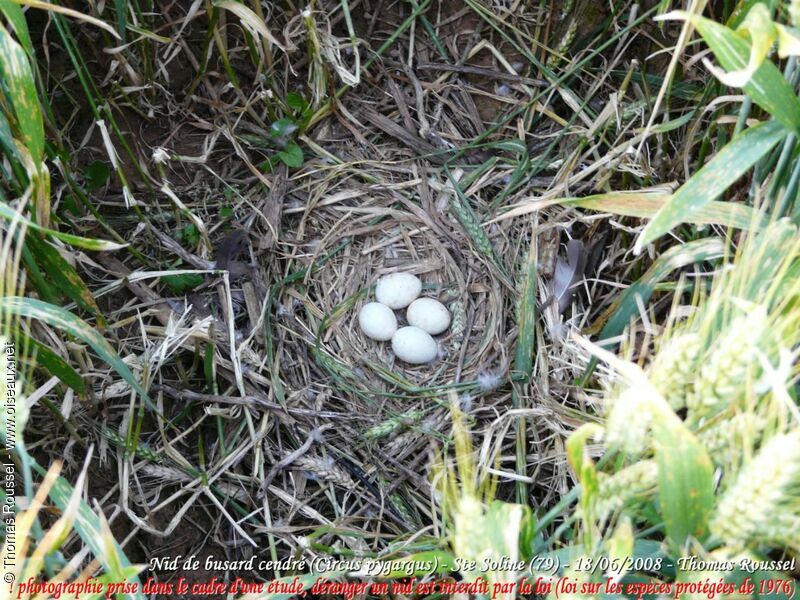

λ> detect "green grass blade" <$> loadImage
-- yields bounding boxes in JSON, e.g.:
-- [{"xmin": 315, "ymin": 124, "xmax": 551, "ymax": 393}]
[
  {"xmin": 31, "ymin": 462, "xmax": 147, "ymax": 600},
  {"xmin": 0, "ymin": 21, "xmax": 43, "ymax": 161},
  {"xmin": 113, "ymin": 0, "xmax": 127, "ymax": 42},
  {"xmin": 0, "ymin": 201, "xmax": 127, "ymax": 250},
  {"xmin": 636, "ymin": 120, "xmax": 785, "ymax": 251},
  {"xmin": 566, "ymin": 424, "xmax": 602, "ymax": 547},
  {"xmin": 16, "ymin": 328, "xmax": 85, "ymax": 392},
  {"xmin": 25, "ymin": 232, "xmax": 106, "ymax": 324},
  {"xmin": 513, "ymin": 231, "xmax": 538, "ymax": 380},
  {"xmin": 0, "ymin": 296, "xmax": 154, "ymax": 410},
  {"xmin": 653, "ymin": 415, "xmax": 715, "ymax": 550},
  {"xmin": 579, "ymin": 238, "xmax": 725, "ymax": 385},
  {"xmin": 599, "ymin": 238, "xmax": 725, "ymax": 342},
  {"xmin": 0, "ymin": 0, "xmax": 33, "ymax": 54},
  {"xmin": 511, "ymin": 229, "xmax": 538, "ymax": 501},
  {"xmin": 688, "ymin": 13, "xmax": 800, "ymax": 134},
  {"xmin": 21, "ymin": 240, "xmax": 58, "ymax": 303}
]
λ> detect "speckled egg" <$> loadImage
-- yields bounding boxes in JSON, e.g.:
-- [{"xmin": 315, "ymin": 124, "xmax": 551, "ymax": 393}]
[
  {"xmin": 375, "ymin": 272, "xmax": 422, "ymax": 309},
  {"xmin": 391, "ymin": 326, "xmax": 438, "ymax": 364},
  {"xmin": 406, "ymin": 298, "xmax": 451, "ymax": 335},
  {"xmin": 358, "ymin": 302, "xmax": 398, "ymax": 341}
]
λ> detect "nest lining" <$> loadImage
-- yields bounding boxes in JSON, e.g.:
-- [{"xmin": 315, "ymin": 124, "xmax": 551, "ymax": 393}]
[{"xmin": 292, "ymin": 202, "xmax": 507, "ymax": 401}]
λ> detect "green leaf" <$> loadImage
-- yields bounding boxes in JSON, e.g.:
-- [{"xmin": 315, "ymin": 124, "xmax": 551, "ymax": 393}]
[
  {"xmin": 689, "ymin": 12, "xmax": 800, "ymax": 134},
  {"xmin": 258, "ymin": 156, "xmax": 279, "ymax": 173},
  {"xmin": 270, "ymin": 117, "xmax": 299, "ymax": 141},
  {"xmin": 125, "ymin": 24, "xmax": 172, "ymax": 43},
  {"xmin": 727, "ymin": 0, "xmax": 774, "ymax": 29},
  {"xmin": 562, "ymin": 192, "xmax": 758, "ymax": 229},
  {"xmin": 652, "ymin": 414, "xmax": 715, "ymax": 550},
  {"xmin": 286, "ymin": 91, "xmax": 308, "ymax": 113},
  {"xmin": 0, "ymin": 201, "xmax": 127, "ymax": 250},
  {"xmin": 512, "ymin": 232, "xmax": 537, "ymax": 379},
  {"xmin": 566, "ymin": 424, "xmax": 604, "ymax": 548},
  {"xmin": 0, "ymin": 0, "xmax": 33, "ymax": 54},
  {"xmin": 84, "ymin": 160, "xmax": 110, "ymax": 190},
  {"xmin": 740, "ymin": 219, "xmax": 799, "ymax": 299},
  {"xmin": 0, "ymin": 22, "xmax": 43, "ymax": 161},
  {"xmin": 636, "ymin": 120, "xmax": 785, "ymax": 251},
  {"xmin": 61, "ymin": 193, "xmax": 82, "ymax": 217},
  {"xmin": 161, "ymin": 273, "xmax": 204, "ymax": 294},
  {"xmin": 517, "ymin": 511, "xmax": 543, "ymax": 562},
  {"xmin": 25, "ymin": 232, "xmax": 106, "ymax": 325},
  {"xmin": 647, "ymin": 109, "xmax": 696, "ymax": 133},
  {"xmin": 181, "ymin": 223, "xmax": 199, "ymax": 246},
  {"xmin": 113, "ymin": 0, "xmax": 127, "ymax": 42},
  {"xmin": 0, "ymin": 109, "xmax": 19, "ymax": 160},
  {"xmin": 16, "ymin": 328, "xmax": 85, "ymax": 392},
  {"xmin": 580, "ymin": 238, "xmax": 725, "ymax": 384},
  {"xmin": 21, "ymin": 240, "xmax": 58, "ymax": 303},
  {"xmin": 493, "ymin": 140, "xmax": 530, "ymax": 205},
  {"xmin": 277, "ymin": 141, "xmax": 304, "ymax": 168},
  {"xmin": 0, "ymin": 296, "xmax": 155, "ymax": 411}
]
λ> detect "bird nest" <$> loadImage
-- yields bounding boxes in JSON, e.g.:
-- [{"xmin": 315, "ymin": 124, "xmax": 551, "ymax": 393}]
[
  {"xmin": 265, "ymin": 169, "xmax": 572, "ymax": 513},
  {"xmin": 278, "ymin": 189, "xmax": 510, "ymax": 407}
]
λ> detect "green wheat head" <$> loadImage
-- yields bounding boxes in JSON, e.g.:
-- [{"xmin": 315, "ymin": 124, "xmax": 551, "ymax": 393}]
[{"xmin": 594, "ymin": 219, "xmax": 800, "ymax": 555}]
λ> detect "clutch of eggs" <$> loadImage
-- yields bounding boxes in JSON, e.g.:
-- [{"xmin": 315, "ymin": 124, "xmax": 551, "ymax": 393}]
[{"xmin": 358, "ymin": 272, "xmax": 452, "ymax": 365}]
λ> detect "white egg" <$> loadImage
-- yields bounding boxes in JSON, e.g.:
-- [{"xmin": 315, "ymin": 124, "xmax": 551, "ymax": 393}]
[
  {"xmin": 358, "ymin": 302, "xmax": 397, "ymax": 341},
  {"xmin": 391, "ymin": 326, "xmax": 438, "ymax": 364},
  {"xmin": 406, "ymin": 298, "xmax": 451, "ymax": 335},
  {"xmin": 375, "ymin": 272, "xmax": 422, "ymax": 309}
]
